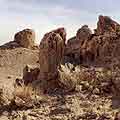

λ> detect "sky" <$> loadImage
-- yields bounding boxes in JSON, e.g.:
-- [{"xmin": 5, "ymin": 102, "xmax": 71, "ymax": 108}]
[{"xmin": 0, "ymin": 0, "xmax": 120, "ymax": 45}]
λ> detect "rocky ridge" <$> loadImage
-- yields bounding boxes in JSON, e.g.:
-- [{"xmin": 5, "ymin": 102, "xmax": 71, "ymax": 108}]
[{"xmin": 65, "ymin": 15, "xmax": 120, "ymax": 68}]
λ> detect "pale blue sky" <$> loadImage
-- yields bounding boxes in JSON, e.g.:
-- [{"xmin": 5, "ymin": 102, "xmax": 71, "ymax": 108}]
[{"xmin": 0, "ymin": 0, "xmax": 120, "ymax": 44}]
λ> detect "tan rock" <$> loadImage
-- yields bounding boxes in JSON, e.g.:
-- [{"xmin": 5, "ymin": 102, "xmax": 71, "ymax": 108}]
[
  {"xmin": 114, "ymin": 112, "xmax": 120, "ymax": 120},
  {"xmin": 65, "ymin": 16, "xmax": 120, "ymax": 67},
  {"xmin": 38, "ymin": 28, "xmax": 65, "ymax": 81},
  {"xmin": 76, "ymin": 25, "xmax": 92, "ymax": 46},
  {"xmin": 96, "ymin": 15, "xmax": 120, "ymax": 35},
  {"xmin": 52, "ymin": 27, "xmax": 66, "ymax": 44},
  {"xmin": 23, "ymin": 65, "xmax": 40, "ymax": 85},
  {"xmin": 14, "ymin": 29, "xmax": 35, "ymax": 48},
  {"xmin": 64, "ymin": 25, "xmax": 92, "ymax": 64}
]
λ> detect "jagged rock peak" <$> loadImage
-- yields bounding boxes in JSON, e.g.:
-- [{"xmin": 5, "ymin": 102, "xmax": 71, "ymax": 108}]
[
  {"xmin": 95, "ymin": 15, "xmax": 120, "ymax": 35},
  {"xmin": 42, "ymin": 27, "xmax": 66, "ymax": 44}
]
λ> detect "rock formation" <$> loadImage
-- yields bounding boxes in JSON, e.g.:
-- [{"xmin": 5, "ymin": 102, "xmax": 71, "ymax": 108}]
[
  {"xmin": 14, "ymin": 29, "xmax": 35, "ymax": 49},
  {"xmin": 52, "ymin": 27, "xmax": 66, "ymax": 44},
  {"xmin": 65, "ymin": 25, "xmax": 92, "ymax": 64},
  {"xmin": 76, "ymin": 25, "xmax": 92, "ymax": 44},
  {"xmin": 95, "ymin": 15, "xmax": 120, "ymax": 35},
  {"xmin": 64, "ymin": 15, "xmax": 120, "ymax": 67},
  {"xmin": 38, "ymin": 28, "xmax": 66, "ymax": 81},
  {"xmin": 15, "ymin": 28, "xmax": 66, "ymax": 88}
]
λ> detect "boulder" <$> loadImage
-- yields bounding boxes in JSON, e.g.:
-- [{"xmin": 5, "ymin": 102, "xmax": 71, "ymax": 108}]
[
  {"xmin": 23, "ymin": 65, "xmax": 40, "ymax": 85},
  {"xmin": 38, "ymin": 28, "xmax": 66, "ymax": 81},
  {"xmin": 114, "ymin": 112, "xmax": 120, "ymax": 120},
  {"xmin": 14, "ymin": 29, "xmax": 35, "ymax": 48}
]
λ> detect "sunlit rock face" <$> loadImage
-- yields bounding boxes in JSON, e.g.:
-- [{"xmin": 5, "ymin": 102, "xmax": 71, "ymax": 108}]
[
  {"xmin": 14, "ymin": 29, "xmax": 35, "ymax": 49},
  {"xmin": 38, "ymin": 28, "xmax": 66, "ymax": 81},
  {"xmin": 64, "ymin": 16, "xmax": 120, "ymax": 67},
  {"xmin": 64, "ymin": 25, "xmax": 92, "ymax": 64},
  {"xmin": 95, "ymin": 15, "xmax": 120, "ymax": 35}
]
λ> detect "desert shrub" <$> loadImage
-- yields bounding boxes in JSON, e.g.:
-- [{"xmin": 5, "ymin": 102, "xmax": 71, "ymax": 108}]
[
  {"xmin": 0, "ymin": 88, "xmax": 5, "ymax": 106},
  {"xmin": 59, "ymin": 65, "xmax": 118, "ymax": 95},
  {"xmin": 0, "ymin": 86, "xmax": 9, "ymax": 106},
  {"xmin": 59, "ymin": 70, "xmax": 77, "ymax": 91},
  {"xmin": 11, "ymin": 83, "xmax": 48, "ymax": 109}
]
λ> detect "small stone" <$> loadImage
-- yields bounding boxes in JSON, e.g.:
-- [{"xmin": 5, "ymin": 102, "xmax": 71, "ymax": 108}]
[
  {"xmin": 93, "ymin": 88, "xmax": 100, "ymax": 95},
  {"xmin": 114, "ymin": 112, "xmax": 120, "ymax": 120}
]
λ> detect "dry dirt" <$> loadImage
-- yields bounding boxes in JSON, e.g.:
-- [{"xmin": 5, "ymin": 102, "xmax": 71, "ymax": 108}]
[{"xmin": 0, "ymin": 47, "xmax": 39, "ymax": 99}]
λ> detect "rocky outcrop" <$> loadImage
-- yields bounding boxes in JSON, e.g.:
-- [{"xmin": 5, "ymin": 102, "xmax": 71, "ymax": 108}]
[
  {"xmin": 76, "ymin": 25, "xmax": 92, "ymax": 44},
  {"xmin": 95, "ymin": 15, "xmax": 120, "ymax": 35},
  {"xmin": 80, "ymin": 19, "xmax": 120, "ymax": 66},
  {"xmin": 65, "ymin": 25, "xmax": 92, "ymax": 64},
  {"xmin": 14, "ymin": 29, "xmax": 35, "ymax": 49},
  {"xmin": 15, "ymin": 28, "xmax": 66, "ymax": 88},
  {"xmin": 38, "ymin": 28, "xmax": 66, "ymax": 81},
  {"xmin": 52, "ymin": 27, "xmax": 66, "ymax": 44},
  {"xmin": 64, "ymin": 16, "xmax": 120, "ymax": 67}
]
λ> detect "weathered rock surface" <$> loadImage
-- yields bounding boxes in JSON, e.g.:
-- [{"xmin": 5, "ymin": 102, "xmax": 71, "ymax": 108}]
[
  {"xmin": 38, "ymin": 28, "xmax": 66, "ymax": 81},
  {"xmin": 76, "ymin": 25, "xmax": 92, "ymax": 44},
  {"xmin": 65, "ymin": 16, "xmax": 120, "ymax": 67},
  {"xmin": 114, "ymin": 112, "xmax": 120, "ymax": 120},
  {"xmin": 95, "ymin": 15, "xmax": 120, "ymax": 35},
  {"xmin": 14, "ymin": 29, "xmax": 35, "ymax": 49},
  {"xmin": 0, "ymin": 41, "xmax": 20, "ymax": 49},
  {"xmin": 23, "ymin": 65, "xmax": 40, "ymax": 85},
  {"xmin": 52, "ymin": 27, "xmax": 66, "ymax": 44},
  {"xmin": 65, "ymin": 25, "xmax": 92, "ymax": 64}
]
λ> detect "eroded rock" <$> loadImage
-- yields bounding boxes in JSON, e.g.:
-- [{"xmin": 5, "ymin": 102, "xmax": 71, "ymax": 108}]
[
  {"xmin": 65, "ymin": 25, "xmax": 92, "ymax": 64},
  {"xmin": 52, "ymin": 27, "xmax": 66, "ymax": 44},
  {"xmin": 23, "ymin": 65, "xmax": 40, "ymax": 85},
  {"xmin": 14, "ymin": 29, "xmax": 35, "ymax": 48},
  {"xmin": 65, "ymin": 16, "xmax": 120, "ymax": 67},
  {"xmin": 96, "ymin": 15, "xmax": 120, "ymax": 35},
  {"xmin": 76, "ymin": 25, "xmax": 92, "ymax": 45},
  {"xmin": 38, "ymin": 28, "xmax": 66, "ymax": 81}
]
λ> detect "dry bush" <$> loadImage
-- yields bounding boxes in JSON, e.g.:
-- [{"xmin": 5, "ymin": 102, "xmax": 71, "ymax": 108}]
[
  {"xmin": 12, "ymin": 83, "xmax": 48, "ymax": 108},
  {"xmin": 59, "ymin": 70, "xmax": 77, "ymax": 91},
  {"xmin": 59, "ymin": 64, "xmax": 118, "ymax": 95},
  {"xmin": 74, "ymin": 71, "xmax": 94, "ymax": 83},
  {"xmin": 0, "ymin": 88, "xmax": 5, "ymax": 106},
  {"xmin": 0, "ymin": 86, "xmax": 10, "ymax": 106},
  {"xmin": 14, "ymin": 84, "xmax": 34, "ymax": 100}
]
